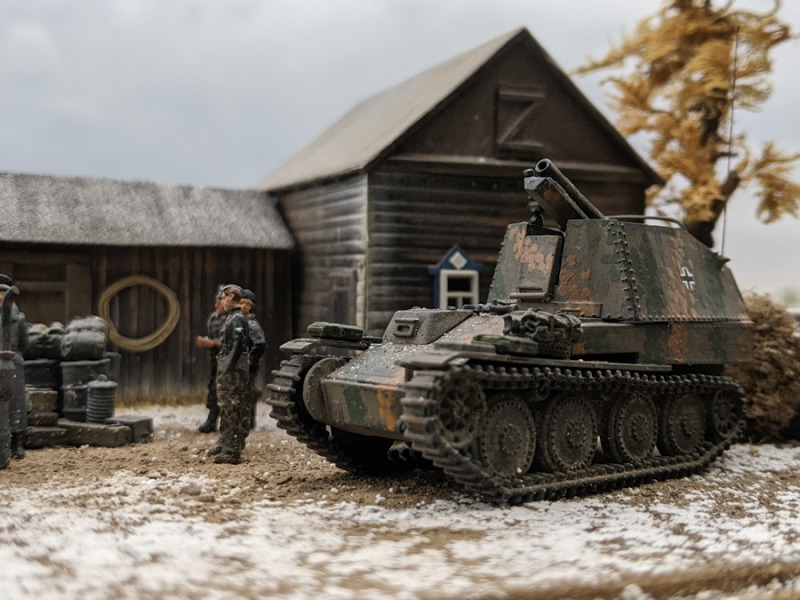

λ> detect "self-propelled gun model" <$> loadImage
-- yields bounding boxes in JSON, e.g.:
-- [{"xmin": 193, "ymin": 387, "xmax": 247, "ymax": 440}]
[{"xmin": 267, "ymin": 159, "xmax": 752, "ymax": 503}]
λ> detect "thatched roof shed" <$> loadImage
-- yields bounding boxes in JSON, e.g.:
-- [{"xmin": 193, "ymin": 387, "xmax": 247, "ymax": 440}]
[
  {"xmin": 0, "ymin": 171, "xmax": 294, "ymax": 402},
  {"xmin": 0, "ymin": 172, "xmax": 293, "ymax": 249}
]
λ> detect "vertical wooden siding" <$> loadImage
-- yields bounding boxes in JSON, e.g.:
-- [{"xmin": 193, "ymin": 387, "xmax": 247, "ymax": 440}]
[
  {"xmin": 365, "ymin": 169, "xmax": 646, "ymax": 334},
  {"xmin": 366, "ymin": 170, "xmax": 525, "ymax": 333},
  {"xmin": 92, "ymin": 246, "xmax": 292, "ymax": 403},
  {"xmin": 278, "ymin": 175, "xmax": 368, "ymax": 336}
]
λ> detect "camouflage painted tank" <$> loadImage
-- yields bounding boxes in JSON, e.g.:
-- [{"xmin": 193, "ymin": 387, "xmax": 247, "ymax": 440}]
[{"xmin": 267, "ymin": 159, "xmax": 752, "ymax": 503}]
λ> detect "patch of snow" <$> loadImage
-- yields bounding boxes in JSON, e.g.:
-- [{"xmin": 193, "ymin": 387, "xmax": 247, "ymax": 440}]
[{"xmin": 3, "ymin": 405, "xmax": 800, "ymax": 599}]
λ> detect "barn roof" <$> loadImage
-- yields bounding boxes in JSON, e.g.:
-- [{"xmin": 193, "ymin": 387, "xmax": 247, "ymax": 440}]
[
  {"xmin": 258, "ymin": 27, "xmax": 659, "ymax": 193},
  {"xmin": 0, "ymin": 171, "xmax": 294, "ymax": 249}
]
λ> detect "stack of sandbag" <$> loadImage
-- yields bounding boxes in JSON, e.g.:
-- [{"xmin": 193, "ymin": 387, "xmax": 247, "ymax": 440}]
[
  {"xmin": 23, "ymin": 316, "xmax": 121, "ymax": 450},
  {"xmin": 23, "ymin": 322, "xmax": 64, "ymax": 389},
  {"xmin": 60, "ymin": 316, "xmax": 112, "ymax": 422},
  {"xmin": 23, "ymin": 322, "xmax": 66, "ymax": 449},
  {"xmin": 22, "ymin": 315, "xmax": 148, "ymax": 449}
]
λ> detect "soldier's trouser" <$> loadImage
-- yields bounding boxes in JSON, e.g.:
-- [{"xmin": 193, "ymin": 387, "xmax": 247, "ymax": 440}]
[
  {"xmin": 244, "ymin": 370, "xmax": 261, "ymax": 437},
  {"xmin": 216, "ymin": 357, "xmax": 250, "ymax": 455},
  {"xmin": 218, "ymin": 393, "xmax": 250, "ymax": 455},
  {"xmin": 206, "ymin": 354, "xmax": 218, "ymax": 411}
]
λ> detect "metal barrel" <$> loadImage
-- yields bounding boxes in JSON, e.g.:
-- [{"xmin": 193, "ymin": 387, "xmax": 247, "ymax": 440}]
[
  {"xmin": 61, "ymin": 383, "xmax": 89, "ymax": 422},
  {"xmin": 86, "ymin": 375, "xmax": 117, "ymax": 423},
  {"xmin": 534, "ymin": 159, "xmax": 604, "ymax": 219},
  {"xmin": 61, "ymin": 358, "xmax": 111, "ymax": 386},
  {"xmin": 24, "ymin": 358, "xmax": 61, "ymax": 389}
]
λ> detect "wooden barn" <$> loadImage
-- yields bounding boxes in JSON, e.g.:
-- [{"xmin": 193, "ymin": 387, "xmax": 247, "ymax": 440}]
[
  {"xmin": 0, "ymin": 172, "xmax": 294, "ymax": 402},
  {"xmin": 259, "ymin": 27, "xmax": 661, "ymax": 338}
]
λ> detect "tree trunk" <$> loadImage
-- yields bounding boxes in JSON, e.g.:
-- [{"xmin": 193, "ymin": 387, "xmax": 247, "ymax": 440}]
[{"xmin": 684, "ymin": 171, "xmax": 742, "ymax": 247}]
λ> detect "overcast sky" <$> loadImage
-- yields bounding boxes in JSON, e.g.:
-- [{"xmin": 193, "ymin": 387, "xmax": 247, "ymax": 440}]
[{"xmin": 1, "ymin": 0, "xmax": 798, "ymax": 300}]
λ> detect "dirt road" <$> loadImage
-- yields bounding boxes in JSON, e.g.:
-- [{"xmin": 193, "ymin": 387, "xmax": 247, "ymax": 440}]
[{"xmin": 3, "ymin": 404, "xmax": 800, "ymax": 600}]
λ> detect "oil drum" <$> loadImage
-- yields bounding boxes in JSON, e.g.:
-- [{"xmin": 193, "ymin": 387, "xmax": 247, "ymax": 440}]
[{"xmin": 86, "ymin": 375, "xmax": 118, "ymax": 423}]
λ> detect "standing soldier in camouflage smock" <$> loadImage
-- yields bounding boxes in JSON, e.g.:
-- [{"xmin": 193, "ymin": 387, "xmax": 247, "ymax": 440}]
[
  {"xmin": 208, "ymin": 285, "xmax": 250, "ymax": 464},
  {"xmin": 240, "ymin": 289, "xmax": 266, "ymax": 430},
  {"xmin": 0, "ymin": 275, "xmax": 29, "ymax": 460},
  {"xmin": 195, "ymin": 286, "xmax": 226, "ymax": 433}
]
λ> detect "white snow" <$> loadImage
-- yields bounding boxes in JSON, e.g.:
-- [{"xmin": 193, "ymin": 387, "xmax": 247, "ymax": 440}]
[{"xmin": 3, "ymin": 405, "xmax": 800, "ymax": 599}]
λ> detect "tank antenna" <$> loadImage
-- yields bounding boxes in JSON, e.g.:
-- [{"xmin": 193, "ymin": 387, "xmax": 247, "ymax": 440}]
[{"xmin": 720, "ymin": 26, "xmax": 740, "ymax": 256}]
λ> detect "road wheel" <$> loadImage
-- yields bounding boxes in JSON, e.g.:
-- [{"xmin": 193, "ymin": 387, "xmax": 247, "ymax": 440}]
[
  {"xmin": 658, "ymin": 393, "xmax": 706, "ymax": 456},
  {"xmin": 478, "ymin": 394, "xmax": 536, "ymax": 477},
  {"xmin": 602, "ymin": 392, "xmax": 657, "ymax": 464},
  {"xmin": 536, "ymin": 394, "xmax": 598, "ymax": 473}
]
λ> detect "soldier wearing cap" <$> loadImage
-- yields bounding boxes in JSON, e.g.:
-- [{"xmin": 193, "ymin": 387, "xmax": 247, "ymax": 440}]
[
  {"xmin": 208, "ymin": 284, "xmax": 251, "ymax": 464},
  {"xmin": 195, "ymin": 285, "xmax": 226, "ymax": 433},
  {"xmin": 240, "ymin": 289, "xmax": 266, "ymax": 430},
  {"xmin": 0, "ymin": 275, "xmax": 29, "ymax": 459}
]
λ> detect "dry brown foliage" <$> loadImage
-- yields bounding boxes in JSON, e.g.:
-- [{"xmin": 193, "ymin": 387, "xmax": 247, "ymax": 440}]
[
  {"xmin": 576, "ymin": 0, "xmax": 799, "ymax": 242},
  {"xmin": 726, "ymin": 292, "xmax": 800, "ymax": 441}
]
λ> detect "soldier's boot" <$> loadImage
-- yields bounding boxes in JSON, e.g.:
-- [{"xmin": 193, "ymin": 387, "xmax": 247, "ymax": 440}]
[
  {"xmin": 11, "ymin": 432, "xmax": 25, "ymax": 459},
  {"xmin": 213, "ymin": 451, "xmax": 241, "ymax": 465},
  {"xmin": 198, "ymin": 406, "xmax": 220, "ymax": 433},
  {"xmin": 207, "ymin": 445, "xmax": 223, "ymax": 457}
]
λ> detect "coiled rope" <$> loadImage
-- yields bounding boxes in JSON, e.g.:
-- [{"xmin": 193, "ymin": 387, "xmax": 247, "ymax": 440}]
[{"xmin": 98, "ymin": 275, "xmax": 181, "ymax": 352}]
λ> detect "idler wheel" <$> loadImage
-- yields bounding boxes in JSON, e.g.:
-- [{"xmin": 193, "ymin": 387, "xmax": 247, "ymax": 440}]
[
  {"xmin": 658, "ymin": 393, "xmax": 706, "ymax": 456},
  {"xmin": 602, "ymin": 392, "xmax": 657, "ymax": 464},
  {"xmin": 302, "ymin": 357, "xmax": 347, "ymax": 422},
  {"xmin": 437, "ymin": 373, "xmax": 486, "ymax": 449},
  {"xmin": 708, "ymin": 388, "xmax": 740, "ymax": 441},
  {"xmin": 478, "ymin": 395, "xmax": 536, "ymax": 477},
  {"xmin": 535, "ymin": 394, "xmax": 598, "ymax": 473}
]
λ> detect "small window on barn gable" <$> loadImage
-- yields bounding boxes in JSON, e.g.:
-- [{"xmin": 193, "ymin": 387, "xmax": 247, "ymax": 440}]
[
  {"xmin": 495, "ymin": 85, "xmax": 545, "ymax": 157},
  {"xmin": 429, "ymin": 246, "xmax": 483, "ymax": 309}
]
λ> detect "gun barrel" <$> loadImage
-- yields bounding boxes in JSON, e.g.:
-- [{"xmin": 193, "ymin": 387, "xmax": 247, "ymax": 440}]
[{"xmin": 534, "ymin": 159, "xmax": 604, "ymax": 220}]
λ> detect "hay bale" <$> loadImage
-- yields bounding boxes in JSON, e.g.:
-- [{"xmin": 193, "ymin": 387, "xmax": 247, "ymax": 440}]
[{"xmin": 727, "ymin": 293, "xmax": 800, "ymax": 441}]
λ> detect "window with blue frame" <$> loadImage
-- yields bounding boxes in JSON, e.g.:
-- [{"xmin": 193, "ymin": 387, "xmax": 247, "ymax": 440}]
[{"xmin": 429, "ymin": 246, "xmax": 483, "ymax": 308}]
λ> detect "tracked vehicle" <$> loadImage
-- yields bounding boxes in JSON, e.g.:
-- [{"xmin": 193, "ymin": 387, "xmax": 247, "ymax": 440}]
[{"xmin": 267, "ymin": 159, "xmax": 752, "ymax": 503}]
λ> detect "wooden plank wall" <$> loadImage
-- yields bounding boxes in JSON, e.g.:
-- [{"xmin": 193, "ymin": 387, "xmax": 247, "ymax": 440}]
[
  {"xmin": 278, "ymin": 175, "xmax": 368, "ymax": 336},
  {"xmin": 91, "ymin": 246, "xmax": 292, "ymax": 403},
  {"xmin": 0, "ymin": 248, "xmax": 92, "ymax": 324},
  {"xmin": 366, "ymin": 170, "xmax": 525, "ymax": 333},
  {"xmin": 365, "ymin": 169, "xmax": 647, "ymax": 334}
]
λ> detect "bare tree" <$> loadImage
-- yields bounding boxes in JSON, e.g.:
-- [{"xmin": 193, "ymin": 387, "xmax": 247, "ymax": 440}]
[{"xmin": 576, "ymin": 0, "xmax": 799, "ymax": 247}]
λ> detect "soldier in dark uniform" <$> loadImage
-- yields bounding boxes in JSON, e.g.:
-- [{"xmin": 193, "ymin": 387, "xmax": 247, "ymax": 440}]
[
  {"xmin": 195, "ymin": 285, "xmax": 226, "ymax": 433},
  {"xmin": 0, "ymin": 276, "xmax": 29, "ymax": 459},
  {"xmin": 207, "ymin": 284, "xmax": 251, "ymax": 464},
  {"xmin": 240, "ymin": 289, "xmax": 266, "ymax": 431}
]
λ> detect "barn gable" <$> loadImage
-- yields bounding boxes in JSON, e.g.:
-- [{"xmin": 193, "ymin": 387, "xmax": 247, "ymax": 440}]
[
  {"xmin": 260, "ymin": 28, "xmax": 659, "ymax": 193},
  {"xmin": 261, "ymin": 28, "xmax": 660, "ymax": 337},
  {"xmin": 389, "ymin": 30, "xmax": 657, "ymax": 187}
]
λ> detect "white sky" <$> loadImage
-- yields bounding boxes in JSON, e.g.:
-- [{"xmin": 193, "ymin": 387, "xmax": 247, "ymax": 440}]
[{"xmin": 1, "ymin": 0, "xmax": 798, "ymax": 300}]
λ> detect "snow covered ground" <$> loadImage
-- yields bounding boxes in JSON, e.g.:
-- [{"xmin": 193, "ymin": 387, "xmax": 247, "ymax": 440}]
[{"xmin": 2, "ymin": 405, "xmax": 800, "ymax": 600}]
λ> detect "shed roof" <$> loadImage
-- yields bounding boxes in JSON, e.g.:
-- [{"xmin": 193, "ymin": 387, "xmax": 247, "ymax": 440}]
[
  {"xmin": 258, "ymin": 27, "xmax": 658, "ymax": 193},
  {"xmin": 0, "ymin": 172, "xmax": 294, "ymax": 249}
]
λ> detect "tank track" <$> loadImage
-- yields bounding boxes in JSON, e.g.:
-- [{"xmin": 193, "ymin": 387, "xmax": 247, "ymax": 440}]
[
  {"xmin": 400, "ymin": 364, "xmax": 744, "ymax": 504},
  {"xmin": 266, "ymin": 355, "xmax": 403, "ymax": 473}
]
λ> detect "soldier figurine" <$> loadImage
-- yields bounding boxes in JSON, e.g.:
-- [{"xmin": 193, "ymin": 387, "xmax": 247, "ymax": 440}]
[
  {"xmin": 0, "ymin": 275, "xmax": 29, "ymax": 460},
  {"xmin": 195, "ymin": 286, "xmax": 226, "ymax": 433},
  {"xmin": 207, "ymin": 284, "xmax": 251, "ymax": 464},
  {"xmin": 240, "ymin": 289, "xmax": 266, "ymax": 430}
]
